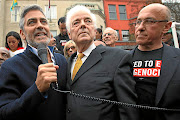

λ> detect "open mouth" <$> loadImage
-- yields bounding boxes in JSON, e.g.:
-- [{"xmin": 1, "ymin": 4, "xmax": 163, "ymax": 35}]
[
  {"xmin": 104, "ymin": 38, "xmax": 110, "ymax": 41},
  {"xmin": 35, "ymin": 32, "xmax": 47, "ymax": 37},
  {"xmin": 0, "ymin": 60, "xmax": 5, "ymax": 63}
]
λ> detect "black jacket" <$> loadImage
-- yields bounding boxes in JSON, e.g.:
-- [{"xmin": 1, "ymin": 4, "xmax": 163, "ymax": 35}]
[
  {"xmin": 66, "ymin": 45, "xmax": 139, "ymax": 120},
  {"xmin": 0, "ymin": 46, "xmax": 67, "ymax": 120}
]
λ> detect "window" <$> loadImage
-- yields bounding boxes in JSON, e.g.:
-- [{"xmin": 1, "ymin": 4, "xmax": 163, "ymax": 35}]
[
  {"xmin": 122, "ymin": 30, "xmax": 129, "ymax": 41},
  {"xmin": 119, "ymin": 5, "xmax": 127, "ymax": 20},
  {"xmin": 116, "ymin": 30, "xmax": 120, "ymax": 41},
  {"xmin": 45, "ymin": 5, "xmax": 57, "ymax": 19},
  {"xmin": 11, "ymin": 6, "xmax": 20, "ymax": 22},
  {"xmin": 108, "ymin": 5, "xmax": 117, "ymax": 20},
  {"xmin": 50, "ymin": 30, "xmax": 57, "ymax": 37}
]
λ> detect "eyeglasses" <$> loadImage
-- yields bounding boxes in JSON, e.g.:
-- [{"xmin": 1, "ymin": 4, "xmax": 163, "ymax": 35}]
[
  {"xmin": 135, "ymin": 19, "xmax": 168, "ymax": 27},
  {"xmin": 103, "ymin": 33, "xmax": 112, "ymax": 37},
  {"xmin": 66, "ymin": 46, "xmax": 75, "ymax": 51}
]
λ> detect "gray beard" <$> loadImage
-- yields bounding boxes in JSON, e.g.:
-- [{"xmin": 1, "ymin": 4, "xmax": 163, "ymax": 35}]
[
  {"xmin": 26, "ymin": 38, "xmax": 50, "ymax": 48},
  {"xmin": 24, "ymin": 30, "xmax": 51, "ymax": 48}
]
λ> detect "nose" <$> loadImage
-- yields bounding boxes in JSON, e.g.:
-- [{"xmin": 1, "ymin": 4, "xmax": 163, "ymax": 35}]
[
  {"xmin": 69, "ymin": 48, "xmax": 73, "ymax": 52},
  {"xmin": 36, "ymin": 20, "xmax": 44, "ymax": 30},
  {"xmin": 9, "ymin": 42, "xmax": 14, "ymax": 46},
  {"xmin": 63, "ymin": 28, "xmax": 67, "ymax": 32},
  {"xmin": 135, "ymin": 22, "xmax": 145, "ymax": 32},
  {"xmin": 104, "ymin": 33, "xmax": 109, "ymax": 38},
  {"xmin": 80, "ymin": 20, "xmax": 86, "ymax": 29}
]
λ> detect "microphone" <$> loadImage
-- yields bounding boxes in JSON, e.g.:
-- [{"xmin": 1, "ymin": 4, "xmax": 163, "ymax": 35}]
[
  {"xmin": 37, "ymin": 44, "xmax": 48, "ymax": 64},
  {"xmin": 37, "ymin": 44, "xmax": 58, "ymax": 89}
]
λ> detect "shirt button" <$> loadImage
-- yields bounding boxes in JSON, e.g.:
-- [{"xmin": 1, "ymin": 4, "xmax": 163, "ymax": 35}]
[{"xmin": 67, "ymin": 108, "xmax": 71, "ymax": 113}]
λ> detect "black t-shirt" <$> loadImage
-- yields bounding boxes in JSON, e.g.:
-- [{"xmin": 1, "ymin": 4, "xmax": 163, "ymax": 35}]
[
  {"xmin": 54, "ymin": 34, "xmax": 69, "ymax": 54},
  {"xmin": 132, "ymin": 47, "xmax": 163, "ymax": 120}
]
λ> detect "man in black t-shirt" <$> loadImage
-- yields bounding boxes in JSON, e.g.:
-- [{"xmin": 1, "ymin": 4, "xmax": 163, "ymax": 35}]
[
  {"xmin": 131, "ymin": 3, "xmax": 180, "ymax": 120},
  {"xmin": 54, "ymin": 17, "xmax": 69, "ymax": 54},
  {"xmin": 132, "ymin": 48, "xmax": 163, "ymax": 120}
]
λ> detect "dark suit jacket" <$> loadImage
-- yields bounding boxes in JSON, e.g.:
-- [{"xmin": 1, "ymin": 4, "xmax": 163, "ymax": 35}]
[
  {"xmin": 66, "ymin": 45, "xmax": 139, "ymax": 120},
  {"xmin": 131, "ymin": 43, "xmax": 180, "ymax": 120},
  {"xmin": 0, "ymin": 46, "xmax": 67, "ymax": 120}
]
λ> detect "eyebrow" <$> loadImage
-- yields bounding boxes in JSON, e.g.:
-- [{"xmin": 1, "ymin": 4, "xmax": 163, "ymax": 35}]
[
  {"xmin": 27, "ymin": 18, "xmax": 36, "ymax": 22},
  {"xmin": 73, "ymin": 17, "xmax": 92, "ymax": 22},
  {"xmin": 137, "ymin": 17, "xmax": 155, "ymax": 20},
  {"xmin": 27, "ymin": 18, "xmax": 47, "ymax": 22},
  {"xmin": 1, "ymin": 51, "xmax": 9, "ymax": 54}
]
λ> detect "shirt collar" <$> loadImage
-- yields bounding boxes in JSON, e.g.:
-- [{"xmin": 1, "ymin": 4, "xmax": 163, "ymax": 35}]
[
  {"xmin": 77, "ymin": 43, "xmax": 96, "ymax": 57},
  {"xmin": 28, "ymin": 45, "xmax": 55, "ymax": 64}
]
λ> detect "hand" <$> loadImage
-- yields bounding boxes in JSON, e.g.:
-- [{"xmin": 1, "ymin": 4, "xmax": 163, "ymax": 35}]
[{"xmin": 35, "ymin": 63, "xmax": 59, "ymax": 92}]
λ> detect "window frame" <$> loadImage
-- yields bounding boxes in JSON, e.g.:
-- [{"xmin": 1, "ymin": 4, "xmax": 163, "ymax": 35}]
[
  {"xmin": 11, "ymin": 6, "xmax": 20, "ymax": 23},
  {"xmin": 119, "ymin": 5, "xmax": 127, "ymax": 20},
  {"xmin": 108, "ymin": 5, "xmax": 117, "ymax": 20},
  {"xmin": 121, "ymin": 30, "xmax": 129, "ymax": 41},
  {"xmin": 45, "ymin": 5, "xmax": 57, "ymax": 20}
]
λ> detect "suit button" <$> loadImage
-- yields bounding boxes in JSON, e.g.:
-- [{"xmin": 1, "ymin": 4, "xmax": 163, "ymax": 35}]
[{"xmin": 67, "ymin": 108, "xmax": 71, "ymax": 113}]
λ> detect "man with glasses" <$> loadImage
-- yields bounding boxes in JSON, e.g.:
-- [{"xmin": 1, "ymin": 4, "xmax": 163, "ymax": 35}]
[
  {"xmin": 131, "ymin": 3, "xmax": 180, "ymax": 120},
  {"xmin": 102, "ymin": 27, "xmax": 118, "ymax": 47}
]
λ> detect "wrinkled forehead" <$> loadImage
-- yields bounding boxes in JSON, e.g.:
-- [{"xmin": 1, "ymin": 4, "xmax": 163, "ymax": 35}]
[
  {"xmin": 103, "ymin": 29, "xmax": 115, "ymax": 35},
  {"xmin": 71, "ymin": 11, "xmax": 92, "ymax": 22},
  {"xmin": 139, "ymin": 5, "xmax": 168, "ymax": 20},
  {"xmin": 0, "ymin": 49, "xmax": 9, "ymax": 54}
]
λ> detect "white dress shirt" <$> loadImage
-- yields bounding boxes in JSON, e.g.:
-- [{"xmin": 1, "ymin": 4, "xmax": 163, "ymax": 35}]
[{"xmin": 71, "ymin": 43, "xmax": 96, "ymax": 78}]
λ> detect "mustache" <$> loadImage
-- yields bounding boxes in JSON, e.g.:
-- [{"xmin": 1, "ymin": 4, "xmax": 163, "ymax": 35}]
[
  {"xmin": 79, "ymin": 28, "xmax": 89, "ymax": 34},
  {"xmin": 34, "ymin": 29, "xmax": 48, "ymax": 36}
]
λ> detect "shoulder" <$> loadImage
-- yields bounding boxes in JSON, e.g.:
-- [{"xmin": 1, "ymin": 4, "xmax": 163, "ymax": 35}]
[
  {"xmin": 54, "ymin": 53, "xmax": 67, "ymax": 64},
  {"xmin": 1, "ymin": 52, "xmax": 26, "ymax": 71},
  {"xmin": 164, "ymin": 45, "xmax": 180, "ymax": 56},
  {"xmin": 17, "ymin": 47, "xmax": 25, "ymax": 50},
  {"xmin": 54, "ymin": 34, "xmax": 60, "ymax": 40},
  {"xmin": 95, "ymin": 45, "xmax": 132, "ymax": 60},
  {"xmin": 97, "ymin": 45, "xmax": 130, "ymax": 54}
]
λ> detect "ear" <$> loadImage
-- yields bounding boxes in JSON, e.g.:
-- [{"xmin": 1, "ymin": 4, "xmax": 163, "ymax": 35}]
[
  {"xmin": 163, "ymin": 21, "xmax": 172, "ymax": 34},
  {"xmin": 95, "ymin": 29, "xmax": 97, "ymax": 33},
  {"xmin": 115, "ymin": 36, "xmax": 119, "ymax": 41},
  {"xmin": 68, "ymin": 32, "xmax": 72, "ymax": 40},
  {"xmin": 20, "ymin": 29, "xmax": 26, "ymax": 40}
]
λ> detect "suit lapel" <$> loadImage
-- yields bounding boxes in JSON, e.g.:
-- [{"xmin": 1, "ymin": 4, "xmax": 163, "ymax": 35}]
[
  {"xmin": 72, "ymin": 46, "xmax": 105, "ymax": 84},
  {"xmin": 155, "ymin": 44, "xmax": 179, "ymax": 105}
]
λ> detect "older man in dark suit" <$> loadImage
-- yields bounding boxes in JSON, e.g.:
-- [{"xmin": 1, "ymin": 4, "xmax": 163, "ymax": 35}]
[
  {"xmin": 65, "ymin": 5, "xmax": 139, "ymax": 120},
  {"xmin": 0, "ymin": 5, "xmax": 67, "ymax": 120}
]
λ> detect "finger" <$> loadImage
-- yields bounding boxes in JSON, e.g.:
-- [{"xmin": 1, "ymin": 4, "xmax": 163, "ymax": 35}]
[{"xmin": 39, "ymin": 63, "xmax": 54, "ymax": 68}]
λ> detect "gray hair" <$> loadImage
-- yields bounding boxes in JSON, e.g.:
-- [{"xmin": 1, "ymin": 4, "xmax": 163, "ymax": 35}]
[
  {"xmin": 103, "ymin": 27, "xmax": 118, "ymax": 37},
  {"xmin": 66, "ymin": 5, "xmax": 97, "ymax": 32},
  {"xmin": 19, "ymin": 4, "xmax": 45, "ymax": 31}
]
